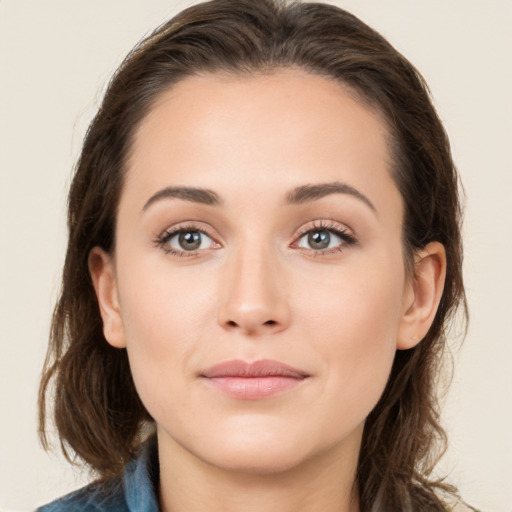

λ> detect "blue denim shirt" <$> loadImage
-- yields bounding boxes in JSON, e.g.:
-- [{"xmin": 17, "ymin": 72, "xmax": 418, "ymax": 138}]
[
  {"xmin": 36, "ymin": 436, "xmax": 481, "ymax": 512},
  {"xmin": 37, "ymin": 437, "xmax": 160, "ymax": 512}
]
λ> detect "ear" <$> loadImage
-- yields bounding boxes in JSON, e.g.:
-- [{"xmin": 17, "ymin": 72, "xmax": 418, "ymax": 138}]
[
  {"xmin": 88, "ymin": 247, "xmax": 126, "ymax": 349},
  {"xmin": 397, "ymin": 242, "xmax": 447, "ymax": 350}
]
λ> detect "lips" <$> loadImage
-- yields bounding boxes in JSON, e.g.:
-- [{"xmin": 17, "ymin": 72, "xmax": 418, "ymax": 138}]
[{"xmin": 200, "ymin": 359, "xmax": 309, "ymax": 399}]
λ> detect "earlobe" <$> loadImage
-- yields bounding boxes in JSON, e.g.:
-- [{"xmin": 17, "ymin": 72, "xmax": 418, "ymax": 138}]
[
  {"xmin": 88, "ymin": 247, "xmax": 126, "ymax": 349},
  {"xmin": 397, "ymin": 242, "xmax": 447, "ymax": 350}
]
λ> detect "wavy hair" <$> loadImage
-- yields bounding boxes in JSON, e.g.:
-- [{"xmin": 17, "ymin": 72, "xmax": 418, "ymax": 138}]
[{"xmin": 39, "ymin": 1, "xmax": 466, "ymax": 510}]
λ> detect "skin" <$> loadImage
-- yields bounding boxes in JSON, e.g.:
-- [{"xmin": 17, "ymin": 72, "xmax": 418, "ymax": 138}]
[{"xmin": 90, "ymin": 69, "xmax": 446, "ymax": 512}]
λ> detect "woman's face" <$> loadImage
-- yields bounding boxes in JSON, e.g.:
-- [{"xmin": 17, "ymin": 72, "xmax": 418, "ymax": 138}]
[{"xmin": 93, "ymin": 70, "xmax": 421, "ymax": 474}]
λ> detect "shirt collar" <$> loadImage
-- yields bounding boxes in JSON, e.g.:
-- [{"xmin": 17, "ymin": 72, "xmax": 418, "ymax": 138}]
[{"xmin": 123, "ymin": 435, "xmax": 160, "ymax": 512}]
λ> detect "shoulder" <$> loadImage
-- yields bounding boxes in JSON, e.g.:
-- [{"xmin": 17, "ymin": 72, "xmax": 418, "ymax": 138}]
[
  {"xmin": 36, "ymin": 435, "xmax": 159, "ymax": 512},
  {"xmin": 36, "ymin": 478, "xmax": 127, "ymax": 512}
]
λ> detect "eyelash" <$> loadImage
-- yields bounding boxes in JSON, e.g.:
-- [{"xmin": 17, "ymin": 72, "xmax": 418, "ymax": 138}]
[
  {"xmin": 154, "ymin": 220, "xmax": 357, "ymax": 258},
  {"xmin": 293, "ymin": 220, "xmax": 357, "ymax": 256},
  {"xmin": 154, "ymin": 223, "xmax": 218, "ymax": 258}
]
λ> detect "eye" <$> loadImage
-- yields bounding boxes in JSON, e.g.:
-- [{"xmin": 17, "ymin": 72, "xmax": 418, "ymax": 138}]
[
  {"xmin": 170, "ymin": 230, "xmax": 212, "ymax": 251},
  {"xmin": 156, "ymin": 225, "xmax": 219, "ymax": 257},
  {"xmin": 297, "ymin": 229, "xmax": 342, "ymax": 250},
  {"xmin": 294, "ymin": 223, "xmax": 357, "ymax": 254}
]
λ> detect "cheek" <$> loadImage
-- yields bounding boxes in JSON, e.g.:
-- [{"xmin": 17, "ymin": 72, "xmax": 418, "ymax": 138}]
[
  {"xmin": 118, "ymin": 255, "xmax": 216, "ymax": 343},
  {"xmin": 295, "ymin": 260, "xmax": 404, "ymax": 416},
  {"xmin": 296, "ymin": 255, "xmax": 404, "ymax": 345},
  {"xmin": 115, "ymin": 261, "xmax": 218, "ymax": 413}
]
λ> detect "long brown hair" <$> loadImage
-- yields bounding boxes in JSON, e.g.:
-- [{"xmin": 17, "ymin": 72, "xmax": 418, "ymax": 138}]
[{"xmin": 39, "ymin": 1, "xmax": 466, "ymax": 510}]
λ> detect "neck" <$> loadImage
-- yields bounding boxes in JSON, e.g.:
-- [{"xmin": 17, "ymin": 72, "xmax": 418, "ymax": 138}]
[{"xmin": 157, "ymin": 426, "xmax": 362, "ymax": 512}]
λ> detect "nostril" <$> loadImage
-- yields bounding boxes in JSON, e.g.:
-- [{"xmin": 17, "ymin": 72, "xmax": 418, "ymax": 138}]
[
  {"xmin": 264, "ymin": 320, "xmax": 277, "ymax": 326},
  {"xmin": 227, "ymin": 320, "xmax": 238, "ymax": 327}
]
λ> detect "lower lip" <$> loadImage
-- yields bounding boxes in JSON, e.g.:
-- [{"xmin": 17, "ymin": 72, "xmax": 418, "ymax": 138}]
[{"xmin": 203, "ymin": 376, "xmax": 306, "ymax": 400}]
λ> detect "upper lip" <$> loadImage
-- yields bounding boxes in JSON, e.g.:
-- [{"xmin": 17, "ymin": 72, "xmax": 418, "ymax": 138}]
[{"xmin": 200, "ymin": 359, "xmax": 309, "ymax": 379}]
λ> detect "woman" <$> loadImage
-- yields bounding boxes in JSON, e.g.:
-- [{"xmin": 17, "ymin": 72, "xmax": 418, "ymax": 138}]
[{"xmin": 37, "ymin": 0, "xmax": 470, "ymax": 510}]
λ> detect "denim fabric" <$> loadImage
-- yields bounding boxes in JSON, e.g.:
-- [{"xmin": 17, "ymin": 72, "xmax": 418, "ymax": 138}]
[{"xmin": 36, "ymin": 437, "xmax": 160, "ymax": 512}]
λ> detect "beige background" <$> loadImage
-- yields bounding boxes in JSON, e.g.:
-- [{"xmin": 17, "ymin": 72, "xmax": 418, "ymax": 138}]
[{"xmin": 0, "ymin": 1, "xmax": 511, "ymax": 511}]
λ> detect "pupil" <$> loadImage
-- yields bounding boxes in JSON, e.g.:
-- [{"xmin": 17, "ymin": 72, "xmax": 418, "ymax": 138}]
[
  {"xmin": 179, "ymin": 231, "xmax": 201, "ymax": 250},
  {"xmin": 308, "ymin": 230, "xmax": 330, "ymax": 249}
]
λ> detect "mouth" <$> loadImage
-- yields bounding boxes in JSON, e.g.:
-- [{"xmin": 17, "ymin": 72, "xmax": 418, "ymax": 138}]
[{"xmin": 199, "ymin": 359, "xmax": 310, "ymax": 400}]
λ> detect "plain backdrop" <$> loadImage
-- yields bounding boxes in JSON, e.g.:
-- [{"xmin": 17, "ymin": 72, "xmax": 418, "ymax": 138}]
[{"xmin": 0, "ymin": 1, "xmax": 511, "ymax": 511}]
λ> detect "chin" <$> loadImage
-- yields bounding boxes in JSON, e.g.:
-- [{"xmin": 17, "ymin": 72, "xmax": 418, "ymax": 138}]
[
  {"xmin": 200, "ymin": 442, "xmax": 312, "ymax": 475},
  {"xmin": 156, "ymin": 417, "xmax": 304, "ymax": 473},
  {"xmin": 181, "ymin": 420, "xmax": 334, "ymax": 476}
]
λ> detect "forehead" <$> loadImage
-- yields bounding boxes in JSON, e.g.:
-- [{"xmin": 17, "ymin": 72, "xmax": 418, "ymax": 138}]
[{"xmin": 123, "ymin": 69, "xmax": 401, "ymax": 220}]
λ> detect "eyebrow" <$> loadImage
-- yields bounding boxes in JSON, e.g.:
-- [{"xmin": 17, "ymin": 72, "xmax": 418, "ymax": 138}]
[
  {"xmin": 286, "ymin": 182, "xmax": 376, "ymax": 213},
  {"xmin": 142, "ymin": 181, "xmax": 376, "ymax": 213},
  {"xmin": 142, "ymin": 186, "xmax": 221, "ymax": 211}
]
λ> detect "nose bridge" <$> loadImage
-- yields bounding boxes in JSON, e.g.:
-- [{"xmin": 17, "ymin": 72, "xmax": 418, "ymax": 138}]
[{"xmin": 218, "ymin": 235, "xmax": 290, "ymax": 334}]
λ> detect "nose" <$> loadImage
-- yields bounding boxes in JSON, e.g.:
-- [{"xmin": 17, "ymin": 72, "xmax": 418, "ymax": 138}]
[{"xmin": 217, "ymin": 243, "xmax": 291, "ymax": 336}]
